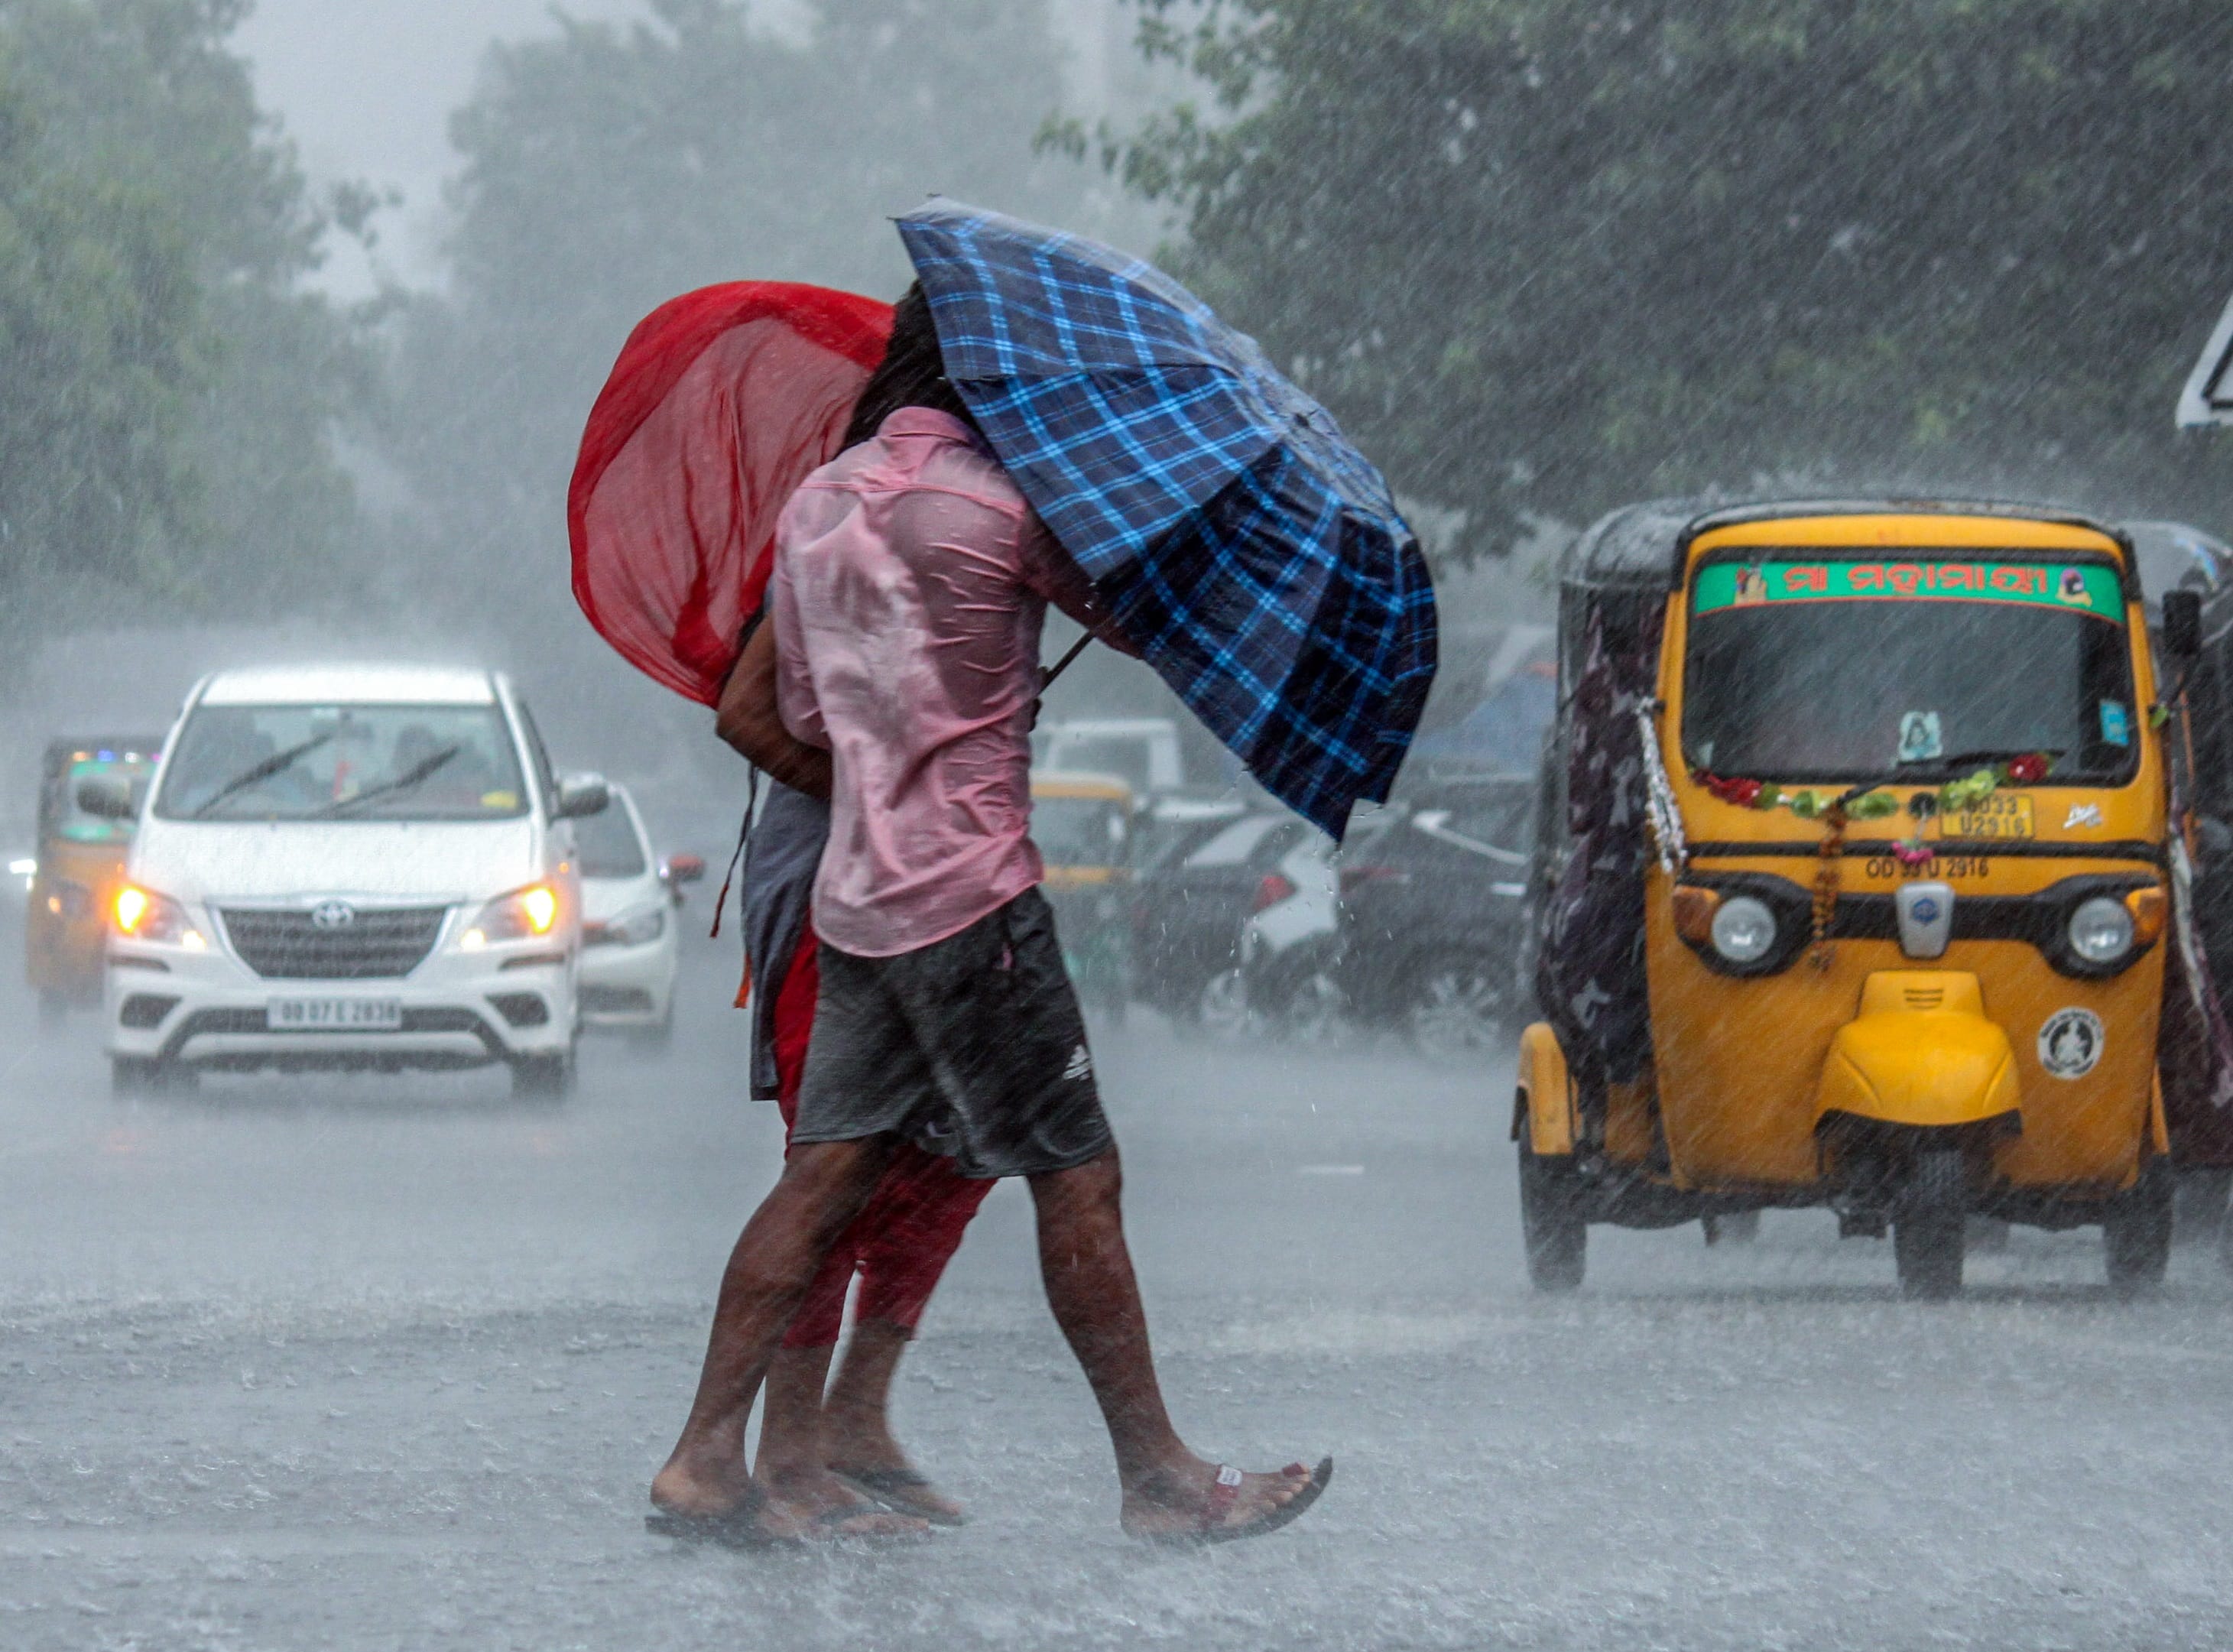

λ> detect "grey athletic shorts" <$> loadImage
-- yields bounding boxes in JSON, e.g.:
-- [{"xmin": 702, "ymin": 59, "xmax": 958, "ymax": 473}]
[{"xmin": 791, "ymin": 888, "xmax": 1114, "ymax": 1180}]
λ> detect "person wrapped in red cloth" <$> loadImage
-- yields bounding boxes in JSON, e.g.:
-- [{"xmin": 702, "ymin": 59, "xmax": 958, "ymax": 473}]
[
  {"xmin": 570, "ymin": 281, "xmax": 987, "ymax": 1540},
  {"xmin": 712, "ymin": 618, "xmax": 991, "ymax": 1535}
]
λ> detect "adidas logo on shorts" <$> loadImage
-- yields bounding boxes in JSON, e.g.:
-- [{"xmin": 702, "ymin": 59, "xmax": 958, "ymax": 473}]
[{"xmin": 1063, "ymin": 1045, "xmax": 1093, "ymax": 1083}]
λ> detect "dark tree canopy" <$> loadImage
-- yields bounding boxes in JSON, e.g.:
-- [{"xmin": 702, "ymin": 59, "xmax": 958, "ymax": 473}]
[{"xmin": 1113, "ymin": 0, "xmax": 2233, "ymax": 558}]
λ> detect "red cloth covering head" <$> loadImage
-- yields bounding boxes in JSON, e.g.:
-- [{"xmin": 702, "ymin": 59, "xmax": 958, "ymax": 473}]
[{"xmin": 569, "ymin": 282, "xmax": 893, "ymax": 705}]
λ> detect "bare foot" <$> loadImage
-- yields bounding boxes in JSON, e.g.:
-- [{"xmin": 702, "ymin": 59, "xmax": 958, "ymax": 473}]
[
  {"xmin": 649, "ymin": 1459, "xmax": 807, "ymax": 1544},
  {"xmin": 1118, "ymin": 1456, "xmax": 1321, "ymax": 1543},
  {"xmin": 651, "ymin": 1450, "xmax": 760, "ymax": 1521}
]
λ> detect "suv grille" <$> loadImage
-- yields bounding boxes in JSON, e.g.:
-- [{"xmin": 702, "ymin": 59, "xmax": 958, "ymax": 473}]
[{"xmin": 219, "ymin": 906, "xmax": 448, "ymax": 980}]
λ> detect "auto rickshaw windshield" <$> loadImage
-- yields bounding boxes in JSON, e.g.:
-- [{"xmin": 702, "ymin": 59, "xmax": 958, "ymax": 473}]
[
  {"xmin": 50, "ymin": 755, "xmax": 154, "ymax": 845},
  {"xmin": 1681, "ymin": 555, "xmax": 2139, "ymax": 783}
]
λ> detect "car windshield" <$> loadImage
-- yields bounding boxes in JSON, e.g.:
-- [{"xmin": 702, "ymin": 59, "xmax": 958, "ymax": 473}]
[
  {"xmin": 1182, "ymin": 815, "xmax": 1287, "ymax": 868},
  {"xmin": 573, "ymin": 797, "xmax": 648, "ymax": 878},
  {"xmin": 1681, "ymin": 557, "xmax": 2139, "ymax": 783},
  {"xmin": 1033, "ymin": 795, "xmax": 1125, "ymax": 864},
  {"xmin": 156, "ymin": 704, "xmax": 530, "ymax": 822},
  {"xmin": 1409, "ymin": 789, "xmax": 1533, "ymax": 858}
]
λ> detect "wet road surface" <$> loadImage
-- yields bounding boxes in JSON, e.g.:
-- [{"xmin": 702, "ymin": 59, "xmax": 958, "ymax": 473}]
[{"xmin": 7, "ymin": 933, "xmax": 2233, "ymax": 1650}]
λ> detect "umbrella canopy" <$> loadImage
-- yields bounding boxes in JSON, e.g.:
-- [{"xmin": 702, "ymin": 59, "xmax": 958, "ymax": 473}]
[
  {"xmin": 897, "ymin": 200, "xmax": 1437, "ymax": 838},
  {"xmin": 569, "ymin": 282, "xmax": 892, "ymax": 706}
]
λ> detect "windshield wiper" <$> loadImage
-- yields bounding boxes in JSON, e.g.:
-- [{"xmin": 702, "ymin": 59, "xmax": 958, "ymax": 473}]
[
  {"xmin": 313, "ymin": 746, "xmax": 462, "ymax": 819},
  {"xmin": 1897, "ymin": 747, "xmax": 2061, "ymax": 771},
  {"xmin": 190, "ymin": 732, "xmax": 336, "ymax": 820}
]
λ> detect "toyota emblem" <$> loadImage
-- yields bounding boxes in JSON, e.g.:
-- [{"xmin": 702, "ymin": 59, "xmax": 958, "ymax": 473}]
[{"xmin": 310, "ymin": 901, "xmax": 357, "ymax": 930}]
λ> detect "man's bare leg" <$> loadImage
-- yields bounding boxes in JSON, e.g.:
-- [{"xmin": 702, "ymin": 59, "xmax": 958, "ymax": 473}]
[
  {"xmin": 1029, "ymin": 1148, "xmax": 1315, "ymax": 1536},
  {"xmin": 824, "ymin": 1319, "xmax": 969, "ymax": 1524},
  {"xmin": 651, "ymin": 1137, "xmax": 897, "ymax": 1524}
]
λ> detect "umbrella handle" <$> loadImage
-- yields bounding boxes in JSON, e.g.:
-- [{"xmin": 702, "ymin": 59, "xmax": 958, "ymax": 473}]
[{"xmin": 1041, "ymin": 631, "xmax": 1094, "ymax": 690}]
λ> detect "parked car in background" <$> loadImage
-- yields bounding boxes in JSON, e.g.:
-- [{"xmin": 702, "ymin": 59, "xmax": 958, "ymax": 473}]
[
  {"xmin": 26, "ymin": 735, "xmax": 164, "ymax": 1026},
  {"xmin": 1335, "ymin": 777, "xmax": 1535, "ymax": 1058},
  {"xmin": 575, "ymin": 781, "xmax": 701, "ymax": 1047},
  {"xmin": 1128, "ymin": 810, "xmax": 1315, "ymax": 1030},
  {"xmin": 1233, "ymin": 825, "xmax": 1351, "ymax": 1041},
  {"xmin": 96, "ymin": 664, "xmax": 605, "ymax": 1100}
]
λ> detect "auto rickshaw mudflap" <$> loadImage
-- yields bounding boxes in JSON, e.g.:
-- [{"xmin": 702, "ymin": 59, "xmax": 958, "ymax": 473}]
[
  {"xmin": 1813, "ymin": 971, "xmax": 2024, "ymax": 1138},
  {"xmin": 1514, "ymin": 1022, "xmax": 1579, "ymax": 1157}
]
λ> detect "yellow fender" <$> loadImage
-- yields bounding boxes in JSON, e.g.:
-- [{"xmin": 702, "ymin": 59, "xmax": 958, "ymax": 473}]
[
  {"xmin": 1515, "ymin": 1022, "xmax": 1579, "ymax": 1157},
  {"xmin": 1815, "ymin": 972, "xmax": 2021, "ymax": 1133}
]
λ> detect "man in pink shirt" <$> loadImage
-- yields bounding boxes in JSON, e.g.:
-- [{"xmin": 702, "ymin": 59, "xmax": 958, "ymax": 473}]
[{"xmin": 650, "ymin": 287, "xmax": 1329, "ymax": 1547}]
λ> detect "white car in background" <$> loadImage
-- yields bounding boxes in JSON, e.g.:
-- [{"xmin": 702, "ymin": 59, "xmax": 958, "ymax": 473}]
[
  {"xmin": 574, "ymin": 782, "xmax": 699, "ymax": 1046},
  {"xmin": 92, "ymin": 664, "xmax": 605, "ymax": 1100}
]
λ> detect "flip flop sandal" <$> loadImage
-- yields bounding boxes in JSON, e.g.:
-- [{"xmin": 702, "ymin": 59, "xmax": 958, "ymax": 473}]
[
  {"xmin": 648, "ymin": 1496, "xmax": 924, "ymax": 1548},
  {"xmin": 1151, "ymin": 1456, "xmax": 1336, "ymax": 1547},
  {"xmin": 832, "ymin": 1467, "xmax": 970, "ymax": 1528},
  {"xmin": 644, "ymin": 1502, "xmax": 803, "ymax": 1551},
  {"xmin": 807, "ymin": 1499, "xmax": 933, "ymax": 1541}
]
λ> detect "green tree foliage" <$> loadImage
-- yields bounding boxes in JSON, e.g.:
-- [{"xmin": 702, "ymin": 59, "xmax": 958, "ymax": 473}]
[
  {"xmin": 1112, "ymin": 0, "xmax": 2233, "ymax": 556},
  {"xmin": 0, "ymin": 0, "xmax": 368, "ymax": 625},
  {"xmin": 388, "ymin": 0, "xmax": 1075, "ymax": 645},
  {"xmin": 0, "ymin": 75, "xmax": 197, "ymax": 612}
]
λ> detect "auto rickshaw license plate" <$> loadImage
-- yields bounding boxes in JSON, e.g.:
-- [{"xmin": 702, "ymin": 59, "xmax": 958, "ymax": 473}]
[{"xmin": 1945, "ymin": 794, "xmax": 2033, "ymax": 840}]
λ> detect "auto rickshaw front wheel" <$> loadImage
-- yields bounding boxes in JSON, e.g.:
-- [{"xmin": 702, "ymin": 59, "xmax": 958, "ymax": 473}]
[
  {"xmin": 1517, "ymin": 1140, "xmax": 1586, "ymax": 1293},
  {"xmin": 1894, "ymin": 1148, "xmax": 1968, "ymax": 1300},
  {"xmin": 2103, "ymin": 1157, "xmax": 2174, "ymax": 1293}
]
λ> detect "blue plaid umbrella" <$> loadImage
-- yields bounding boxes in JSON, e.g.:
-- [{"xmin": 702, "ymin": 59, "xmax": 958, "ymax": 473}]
[{"xmin": 896, "ymin": 200, "xmax": 1438, "ymax": 838}]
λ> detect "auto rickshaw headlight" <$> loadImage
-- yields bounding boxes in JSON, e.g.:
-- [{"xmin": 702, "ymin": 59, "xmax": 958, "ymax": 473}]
[
  {"xmin": 2068, "ymin": 896, "xmax": 2135, "ymax": 966},
  {"xmin": 1710, "ymin": 896, "xmax": 1777, "ymax": 965}
]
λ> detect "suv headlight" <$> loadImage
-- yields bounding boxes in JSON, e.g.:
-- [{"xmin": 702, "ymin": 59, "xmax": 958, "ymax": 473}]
[
  {"xmin": 2068, "ymin": 896, "xmax": 2134, "ymax": 966},
  {"xmin": 1710, "ymin": 895, "xmax": 1777, "ymax": 965},
  {"xmin": 115, "ymin": 884, "xmax": 206, "ymax": 950},
  {"xmin": 460, "ymin": 882, "xmax": 561, "ymax": 949},
  {"xmin": 606, "ymin": 905, "xmax": 666, "ymax": 946}
]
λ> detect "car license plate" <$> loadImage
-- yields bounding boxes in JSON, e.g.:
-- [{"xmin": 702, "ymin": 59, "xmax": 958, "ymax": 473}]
[
  {"xmin": 1946, "ymin": 794, "xmax": 2034, "ymax": 841},
  {"xmin": 267, "ymin": 997, "xmax": 404, "ymax": 1032}
]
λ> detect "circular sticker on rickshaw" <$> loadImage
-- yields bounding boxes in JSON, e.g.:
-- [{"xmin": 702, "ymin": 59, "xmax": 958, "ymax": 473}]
[{"xmin": 2037, "ymin": 1008, "xmax": 2105, "ymax": 1080}]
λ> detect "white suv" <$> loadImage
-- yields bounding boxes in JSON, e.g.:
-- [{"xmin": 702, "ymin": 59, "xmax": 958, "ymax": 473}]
[{"xmin": 89, "ymin": 665, "xmax": 604, "ymax": 1099}]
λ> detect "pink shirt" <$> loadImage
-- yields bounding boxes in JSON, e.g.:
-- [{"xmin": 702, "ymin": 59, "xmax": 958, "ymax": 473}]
[{"xmin": 771, "ymin": 408, "xmax": 1110, "ymax": 958}]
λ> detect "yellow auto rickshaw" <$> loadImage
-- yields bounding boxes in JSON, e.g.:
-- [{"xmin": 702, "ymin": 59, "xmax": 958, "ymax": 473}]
[
  {"xmin": 1030, "ymin": 769, "xmax": 1134, "ymax": 1020},
  {"xmin": 1522, "ymin": 501, "xmax": 2187, "ymax": 1297},
  {"xmin": 26, "ymin": 736, "xmax": 161, "ymax": 1025}
]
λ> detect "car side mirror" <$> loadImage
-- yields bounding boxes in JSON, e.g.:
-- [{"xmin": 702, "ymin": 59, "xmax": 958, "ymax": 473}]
[
  {"xmin": 554, "ymin": 777, "xmax": 610, "ymax": 820},
  {"xmin": 76, "ymin": 777, "xmax": 136, "ymax": 820},
  {"xmin": 2163, "ymin": 589, "xmax": 2204, "ymax": 660},
  {"xmin": 664, "ymin": 853, "xmax": 706, "ymax": 886}
]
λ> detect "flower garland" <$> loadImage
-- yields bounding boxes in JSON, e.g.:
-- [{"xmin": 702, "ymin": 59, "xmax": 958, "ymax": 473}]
[
  {"xmin": 1691, "ymin": 752, "xmax": 2053, "ymax": 962},
  {"xmin": 1636, "ymin": 702, "xmax": 1689, "ymax": 875},
  {"xmin": 1694, "ymin": 752, "xmax": 2046, "ymax": 823}
]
